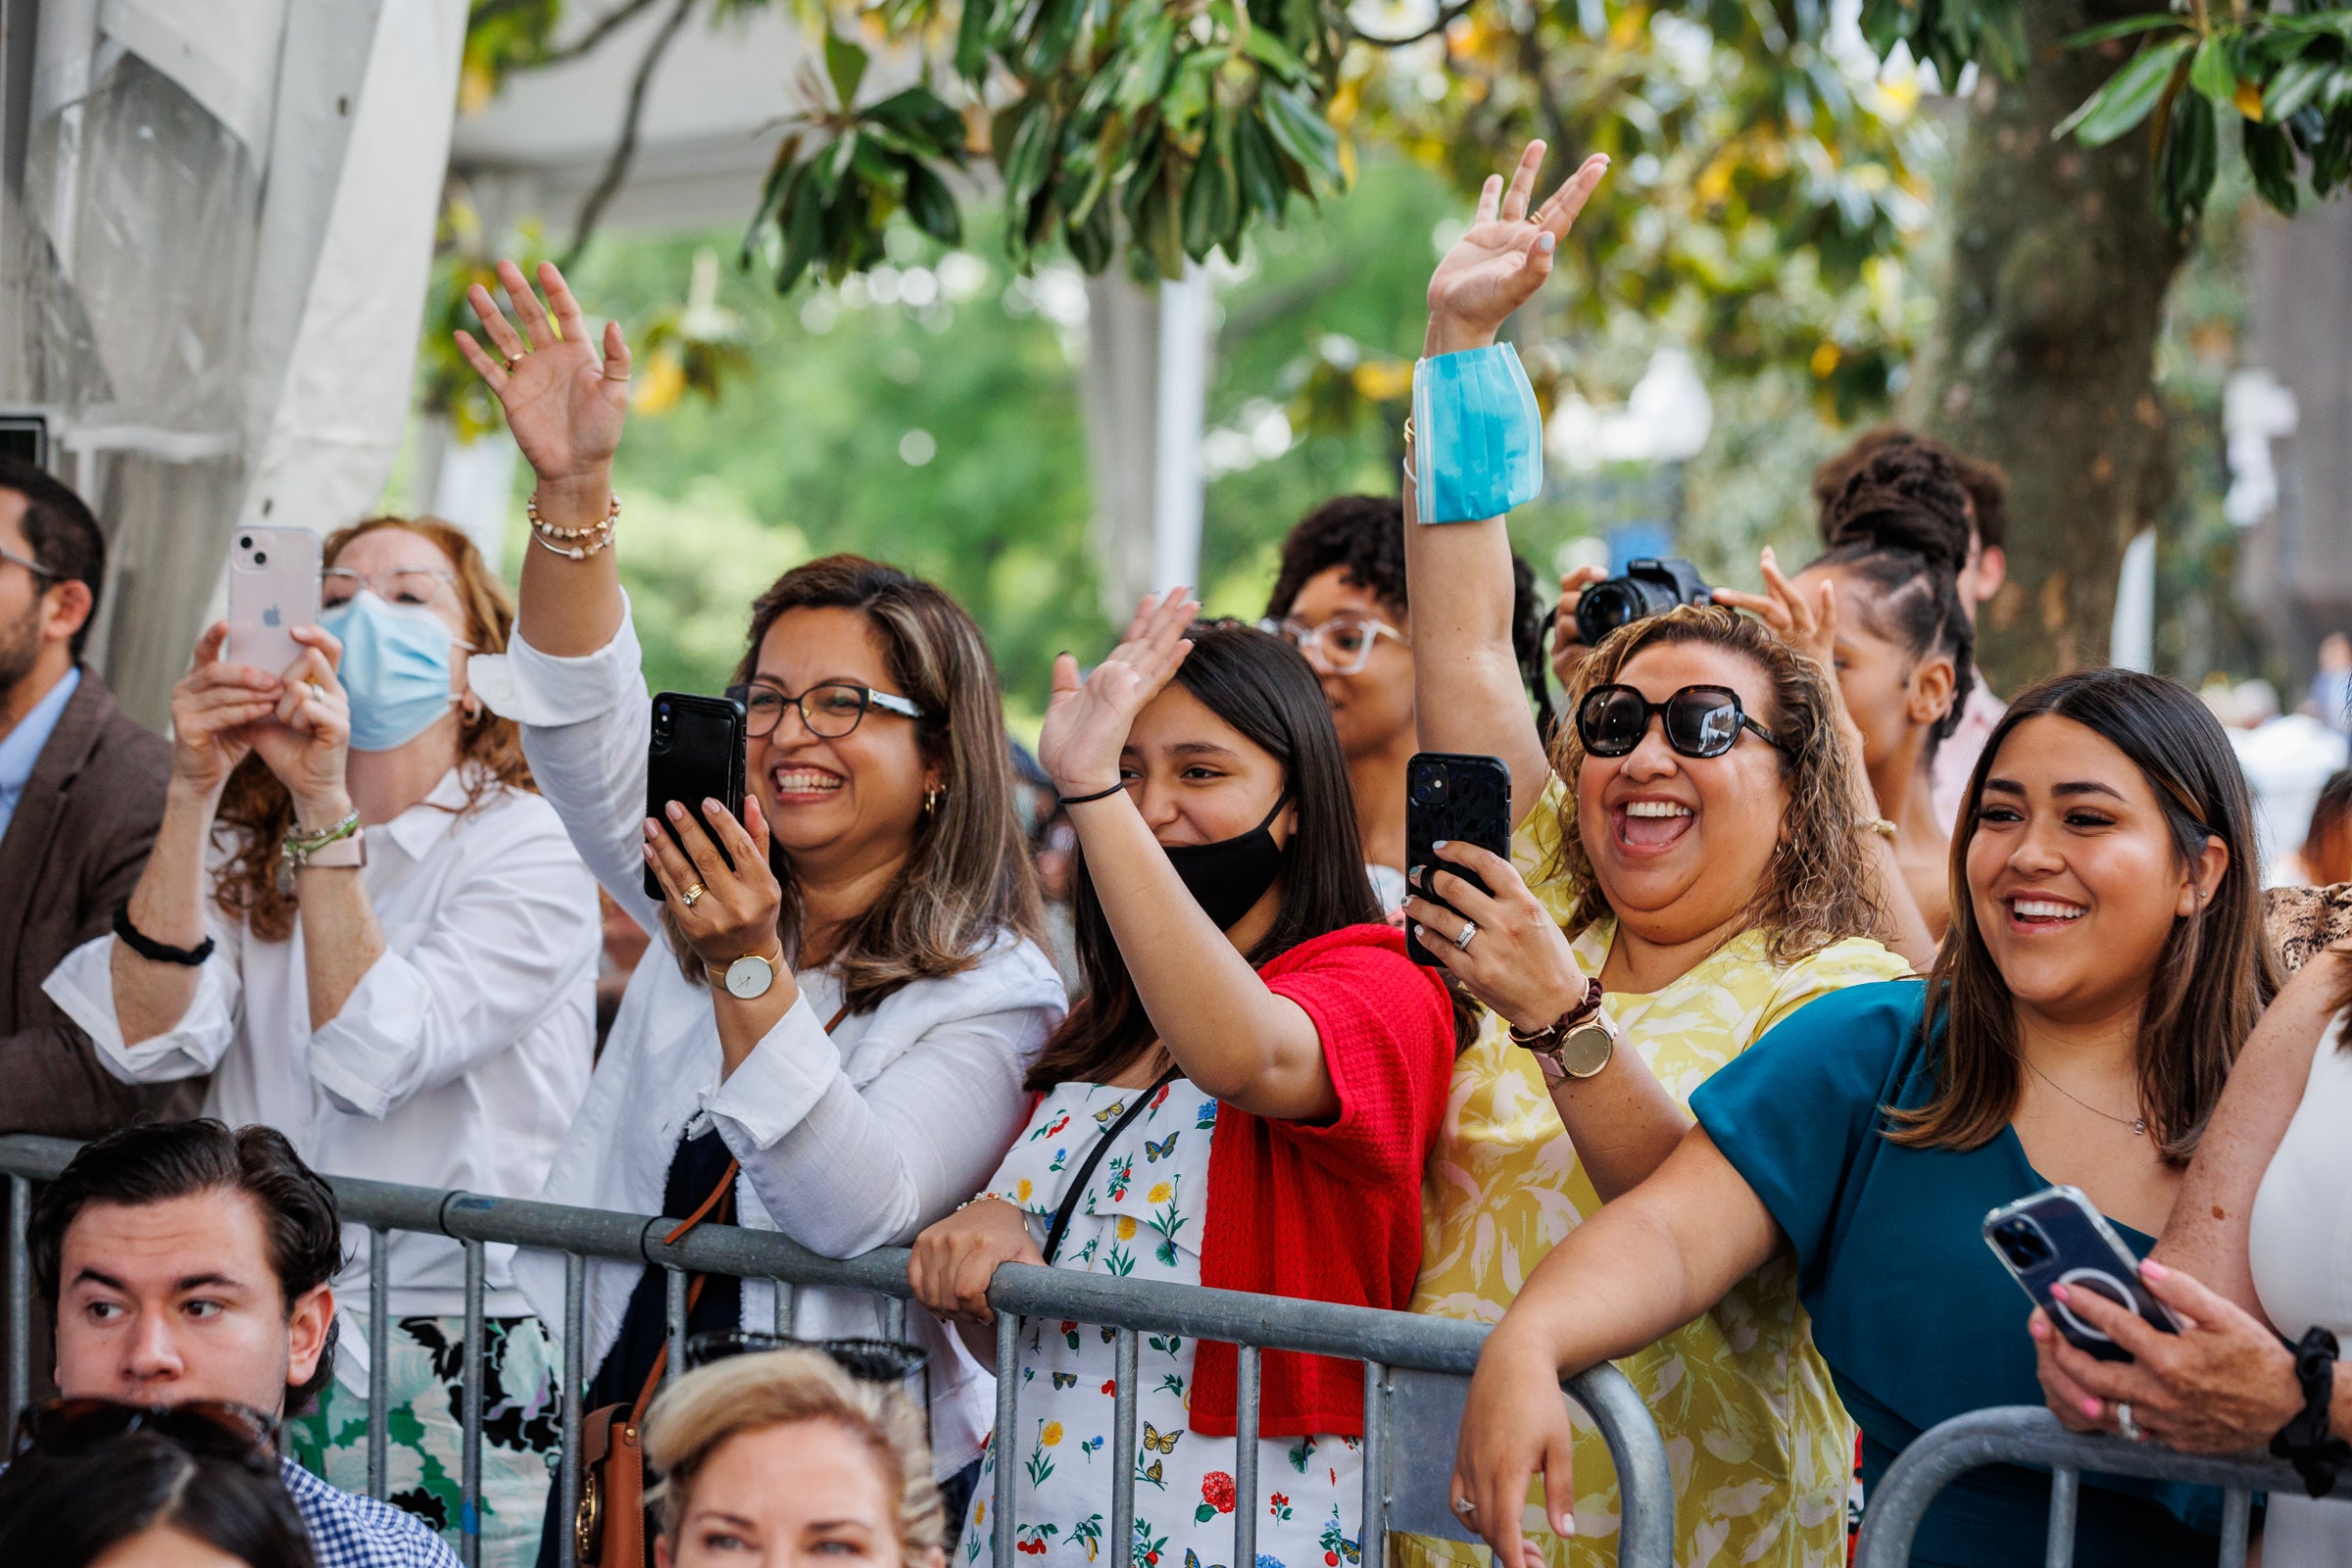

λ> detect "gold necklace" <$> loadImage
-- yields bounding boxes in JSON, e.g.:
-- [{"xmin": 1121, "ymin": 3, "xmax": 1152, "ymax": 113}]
[{"xmin": 2024, "ymin": 1056, "xmax": 2146, "ymax": 1136}]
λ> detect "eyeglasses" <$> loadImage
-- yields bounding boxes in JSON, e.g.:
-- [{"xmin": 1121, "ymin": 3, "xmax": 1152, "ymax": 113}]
[
  {"xmin": 321, "ymin": 565, "xmax": 456, "ymax": 609},
  {"xmin": 1575, "ymin": 683, "xmax": 1791, "ymax": 760},
  {"xmin": 1258, "ymin": 614, "xmax": 1408, "ymax": 675},
  {"xmin": 685, "ymin": 1331, "xmax": 930, "ymax": 1383},
  {"xmin": 0, "ymin": 543, "xmax": 60, "ymax": 584},
  {"xmin": 726, "ymin": 682, "xmax": 926, "ymax": 740},
  {"xmin": 13, "ymin": 1396, "xmax": 280, "ymax": 1463}
]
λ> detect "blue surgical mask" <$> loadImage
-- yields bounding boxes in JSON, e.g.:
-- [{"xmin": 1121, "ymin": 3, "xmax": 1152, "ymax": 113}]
[{"xmin": 320, "ymin": 591, "xmax": 466, "ymax": 752}]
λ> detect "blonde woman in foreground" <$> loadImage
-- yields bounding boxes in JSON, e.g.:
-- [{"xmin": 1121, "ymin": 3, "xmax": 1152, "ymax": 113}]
[{"xmin": 643, "ymin": 1348, "xmax": 947, "ymax": 1568}]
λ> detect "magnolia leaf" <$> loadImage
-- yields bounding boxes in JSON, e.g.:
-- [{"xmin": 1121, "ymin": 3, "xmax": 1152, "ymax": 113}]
[
  {"xmin": 824, "ymin": 31, "xmax": 869, "ymax": 111},
  {"xmin": 2057, "ymin": 36, "xmax": 2193, "ymax": 146}
]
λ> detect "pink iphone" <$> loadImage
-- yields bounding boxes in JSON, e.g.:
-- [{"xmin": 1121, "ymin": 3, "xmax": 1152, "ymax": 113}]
[{"xmin": 224, "ymin": 526, "xmax": 322, "ymax": 679}]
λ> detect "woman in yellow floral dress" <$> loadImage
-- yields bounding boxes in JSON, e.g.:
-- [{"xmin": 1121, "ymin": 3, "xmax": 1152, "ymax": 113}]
[{"xmin": 1392, "ymin": 143, "xmax": 1914, "ymax": 1568}]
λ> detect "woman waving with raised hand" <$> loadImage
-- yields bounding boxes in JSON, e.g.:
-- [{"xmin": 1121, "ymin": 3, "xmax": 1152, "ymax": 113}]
[
  {"xmin": 1391, "ymin": 143, "xmax": 1910, "ymax": 1568},
  {"xmin": 909, "ymin": 599, "xmax": 1457, "ymax": 1567},
  {"xmin": 452, "ymin": 261, "xmax": 1065, "ymax": 1564}
]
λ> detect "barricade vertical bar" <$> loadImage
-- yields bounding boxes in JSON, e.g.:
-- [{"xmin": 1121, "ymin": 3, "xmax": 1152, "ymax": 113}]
[
  {"xmin": 2042, "ymin": 1468, "xmax": 2078, "ymax": 1568},
  {"xmin": 992, "ymin": 1310, "xmax": 1017, "ymax": 1568},
  {"xmin": 1233, "ymin": 1345, "xmax": 1260, "ymax": 1568},
  {"xmin": 368, "ymin": 1225, "xmax": 390, "ymax": 1500},
  {"xmin": 1111, "ymin": 1329, "xmax": 1141, "ymax": 1568},
  {"xmin": 6, "ymin": 1174, "xmax": 28, "ymax": 1427},
  {"xmin": 2218, "ymin": 1489, "xmax": 2252, "ymax": 1568},
  {"xmin": 463, "ymin": 1239, "xmax": 486, "ymax": 1568},
  {"xmin": 665, "ymin": 1266, "xmax": 687, "ymax": 1388},
  {"xmin": 560, "ymin": 1252, "xmax": 585, "ymax": 1568},
  {"xmin": 774, "ymin": 1281, "xmax": 793, "ymax": 1336},
  {"xmin": 1358, "ymin": 1360, "xmax": 1388, "ymax": 1568},
  {"xmin": 883, "ymin": 1295, "xmax": 907, "ymax": 1344}
]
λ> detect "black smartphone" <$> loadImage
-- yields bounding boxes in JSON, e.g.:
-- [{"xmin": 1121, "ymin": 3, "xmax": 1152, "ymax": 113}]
[
  {"xmin": 1403, "ymin": 752, "xmax": 1513, "ymax": 966},
  {"xmin": 1983, "ymin": 1186, "xmax": 2180, "ymax": 1362},
  {"xmin": 644, "ymin": 691, "xmax": 748, "ymax": 902}
]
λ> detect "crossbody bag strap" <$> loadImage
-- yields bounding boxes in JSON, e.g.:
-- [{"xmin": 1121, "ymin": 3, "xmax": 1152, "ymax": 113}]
[{"xmin": 1042, "ymin": 1065, "xmax": 1182, "ymax": 1265}]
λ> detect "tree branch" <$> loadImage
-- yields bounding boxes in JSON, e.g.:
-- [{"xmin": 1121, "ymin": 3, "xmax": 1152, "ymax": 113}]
[
  {"xmin": 559, "ymin": 0, "xmax": 700, "ymax": 270},
  {"xmin": 540, "ymin": 0, "xmax": 669, "ymax": 66},
  {"xmin": 1348, "ymin": 1, "xmax": 1475, "ymax": 47}
]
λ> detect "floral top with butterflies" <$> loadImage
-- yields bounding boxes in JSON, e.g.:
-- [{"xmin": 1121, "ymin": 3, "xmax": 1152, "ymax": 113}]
[{"xmin": 962, "ymin": 1076, "xmax": 1362, "ymax": 1568}]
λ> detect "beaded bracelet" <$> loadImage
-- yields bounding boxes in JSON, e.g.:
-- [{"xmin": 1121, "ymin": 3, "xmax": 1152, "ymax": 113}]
[
  {"xmin": 525, "ymin": 490, "xmax": 622, "ymax": 540},
  {"xmin": 529, "ymin": 521, "xmax": 615, "ymax": 562}
]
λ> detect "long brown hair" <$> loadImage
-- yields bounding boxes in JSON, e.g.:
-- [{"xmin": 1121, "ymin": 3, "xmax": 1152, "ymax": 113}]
[
  {"xmin": 214, "ymin": 517, "xmax": 530, "ymax": 943},
  {"xmin": 704, "ymin": 554, "xmax": 1043, "ymax": 1013},
  {"xmin": 1544, "ymin": 603, "xmax": 1890, "ymax": 963},
  {"xmin": 1889, "ymin": 668, "xmax": 2277, "ymax": 1162}
]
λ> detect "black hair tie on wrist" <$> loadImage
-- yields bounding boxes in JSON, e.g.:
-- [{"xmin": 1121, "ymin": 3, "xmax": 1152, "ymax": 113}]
[
  {"xmin": 1057, "ymin": 780, "xmax": 1129, "ymax": 807},
  {"xmin": 113, "ymin": 906, "xmax": 216, "ymax": 967},
  {"xmin": 2272, "ymin": 1325, "xmax": 2352, "ymax": 1497}
]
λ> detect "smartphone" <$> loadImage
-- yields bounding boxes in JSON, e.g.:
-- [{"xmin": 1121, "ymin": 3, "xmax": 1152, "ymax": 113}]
[
  {"xmin": 224, "ymin": 526, "xmax": 322, "ymax": 679},
  {"xmin": 645, "ymin": 692, "xmax": 748, "ymax": 902},
  {"xmin": 1983, "ymin": 1186, "xmax": 2180, "ymax": 1362},
  {"xmin": 1403, "ymin": 752, "xmax": 1513, "ymax": 966},
  {"xmin": 0, "ymin": 412, "xmax": 46, "ymax": 466}
]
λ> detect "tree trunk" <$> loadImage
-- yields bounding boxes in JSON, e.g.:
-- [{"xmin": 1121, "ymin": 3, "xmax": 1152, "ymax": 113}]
[{"xmin": 1915, "ymin": 1, "xmax": 2192, "ymax": 689}]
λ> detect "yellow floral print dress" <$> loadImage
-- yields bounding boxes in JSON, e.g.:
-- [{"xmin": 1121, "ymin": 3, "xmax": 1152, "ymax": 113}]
[{"xmin": 1396, "ymin": 803, "xmax": 1909, "ymax": 1568}]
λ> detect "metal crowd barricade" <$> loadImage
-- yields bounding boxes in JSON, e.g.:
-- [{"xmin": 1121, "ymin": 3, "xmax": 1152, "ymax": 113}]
[
  {"xmin": 0, "ymin": 1135, "xmax": 1675, "ymax": 1568},
  {"xmin": 1852, "ymin": 1405, "xmax": 2319, "ymax": 1568}
]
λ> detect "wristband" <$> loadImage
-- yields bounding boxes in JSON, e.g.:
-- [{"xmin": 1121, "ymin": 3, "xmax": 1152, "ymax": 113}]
[
  {"xmin": 1410, "ymin": 342, "xmax": 1545, "ymax": 524},
  {"xmin": 112, "ymin": 907, "xmax": 216, "ymax": 967},
  {"xmin": 1057, "ymin": 780, "xmax": 1129, "ymax": 807},
  {"xmin": 2272, "ymin": 1325, "xmax": 2352, "ymax": 1497}
]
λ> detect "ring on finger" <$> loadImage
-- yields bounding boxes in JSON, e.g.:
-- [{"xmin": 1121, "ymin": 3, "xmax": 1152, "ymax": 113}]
[
  {"xmin": 680, "ymin": 882, "xmax": 707, "ymax": 909},
  {"xmin": 504, "ymin": 352, "xmax": 522, "ymax": 372},
  {"xmin": 1453, "ymin": 1496, "xmax": 1477, "ymax": 1518},
  {"xmin": 2116, "ymin": 1401, "xmax": 2145, "ymax": 1443},
  {"xmin": 1453, "ymin": 920, "xmax": 1479, "ymax": 953}
]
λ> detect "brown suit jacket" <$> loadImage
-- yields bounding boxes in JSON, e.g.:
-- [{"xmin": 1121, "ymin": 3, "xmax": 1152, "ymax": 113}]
[{"xmin": 0, "ymin": 666, "xmax": 203, "ymax": 1135}]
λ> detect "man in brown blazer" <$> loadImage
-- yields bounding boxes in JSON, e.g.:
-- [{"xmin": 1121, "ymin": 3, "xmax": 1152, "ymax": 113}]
[{"xmin": 0, "ymin": 456, "xmax": 202, "ymax": 1136}]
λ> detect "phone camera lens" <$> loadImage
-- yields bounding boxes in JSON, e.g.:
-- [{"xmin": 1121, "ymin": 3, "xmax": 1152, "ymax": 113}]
[
  {"xmin": 1995, "ymin": 1218, "xmax": 2053, "ymax": 1270},
  {"xmin": 1409, "ymin": 769, "xmax": 1443, "ymax": 808},
  {"xmin": 253, "ymin": 551, "xmax": 268, "ymax": 565},
  {"xmin": 238, "ymin": 535, "xmax": 252, "ymax": 550}
]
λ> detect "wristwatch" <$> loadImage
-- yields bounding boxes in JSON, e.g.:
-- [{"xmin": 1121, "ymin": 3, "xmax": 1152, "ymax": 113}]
[
  {"xmin": 710, "ymin": 947, "xmax": 783, "ymax": 1001},
  {"xmin": 1508, "ymin": 976, "xmax": 1618, "ymax": 1081}
]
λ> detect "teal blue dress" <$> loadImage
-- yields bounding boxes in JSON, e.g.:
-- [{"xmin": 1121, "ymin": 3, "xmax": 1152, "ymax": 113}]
[{"xmin": 1689, "ymin": 979, "xmax": 2221, "ymax": 1568}]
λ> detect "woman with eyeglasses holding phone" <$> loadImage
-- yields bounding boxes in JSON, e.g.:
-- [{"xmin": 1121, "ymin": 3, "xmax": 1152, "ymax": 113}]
[
  {"xmin": 453, "ymin": 263, "xmax": 1064, "ymax": 1568},
  {"xmin": 1389, "ymin": 144, "xmax": 1909, "ymax": 1568},
  {"xmin": 1259, "ymin": 495, "xmax": 1554, "ymax": 911}
]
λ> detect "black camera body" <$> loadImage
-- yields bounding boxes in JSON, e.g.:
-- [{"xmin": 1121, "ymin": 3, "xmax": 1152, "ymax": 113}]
[{"xmin": 1574, "ymin": 557, "xmax": 1713, "ymax": 647}]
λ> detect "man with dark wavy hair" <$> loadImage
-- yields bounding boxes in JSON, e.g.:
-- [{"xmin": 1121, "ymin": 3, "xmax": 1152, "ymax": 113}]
[{"xmin": 30, "ymin": 1119, "xmax": 457, "ymax": 1568}]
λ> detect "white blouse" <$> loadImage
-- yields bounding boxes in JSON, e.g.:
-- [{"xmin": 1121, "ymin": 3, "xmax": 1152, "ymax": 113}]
[
  {"xmin": 43, "ymin": 767, "xmax": 601, "ymax": 1319},
  {"xmin": 469, "ymin": 600, "xmax": 1066, "ymax": 1478}
]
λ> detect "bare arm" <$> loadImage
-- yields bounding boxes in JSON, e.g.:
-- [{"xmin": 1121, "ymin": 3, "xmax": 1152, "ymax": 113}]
[
  {"xmin": 1450, "ymin": 1124, "xmax": 1784, "ymax": 1562},
  {"xmin": 1405, "ymin": 143, "xmax": 1610, "ymax": 829},
  {"xmin": 456, "ymin": 260, "xmax": 633, "ymax": 659}
]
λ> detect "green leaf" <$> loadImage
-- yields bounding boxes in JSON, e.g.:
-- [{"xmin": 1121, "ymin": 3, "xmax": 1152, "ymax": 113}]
[
  {"xmin": 774, "ymin": 177, "xmax": 824, "ymax": 293},
  {"xmin": 865, "ymin": 88, "xmax": 966, "ymax": 152},
  {"xmin": 1065, "ymin": 185, "xmax": 1115, "ymax": 272},
  {"xmin": 2189, "ymin": 36, "xmax": 2237, "ymax": 108},
  {"xmin": 955, "ymin": 0, "xmax": 998, "ymax": 82},
  {"xmin": 824, "ymin": 31, "xmax": 869, "ymax": 111},
  {"xmin": 1002, "ymin": 102, "xmax": 1060, "ymax": 214},
  {"xmin": 2062, "ymin": 15, "xmax": 2190, "ymax": 49},
  {"xmin": 1242, "ymin": 26, "xmax": 1309, "ymax": 85},
  {"xmin": 2265, "ymin": 56, "xmax": 2336, "ymax": 123},
  {"xmin": 2155, "ymin": 89, "xmax": 2218, "ymax": 231},
  {"xmin": 2311, "ymin": 111, "xmax": 2352, "ymax": 196},
  {"xmin": 741, "ymin": 135, "xmax": 804, "ymax": 268},
  {"xmin": 2056, "ymin": 36, "xmax": 2193, "ymax": 146},
  {"xmin": 904, "ymin": 161, "xmax": 963, "ymax": 246},
  {"xmin": 1258, "ymin": 82, "xmax": 1341, "ymax": 184},
  {"xmin": 2244, "ymin": 117, "xmax": 2301, "ymax": 213},
  {"xmin": 1233, "ymin": 109, "xmax": 1289, "ymax": 223}
]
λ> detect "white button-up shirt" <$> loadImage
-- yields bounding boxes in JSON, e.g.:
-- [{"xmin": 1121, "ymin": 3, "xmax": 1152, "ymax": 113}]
[
  {"xmin": 468, "ymin": 600, "xmax": 1065, "ymax": 1477},
  {"xmin": 44, "ymin": 767, "xmax": 600, "ymax": 1318}
]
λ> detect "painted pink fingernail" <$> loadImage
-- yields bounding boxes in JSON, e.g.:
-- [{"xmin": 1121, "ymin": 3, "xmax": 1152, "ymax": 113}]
[
  {"xmin": 2082, "ymin": 1397, "xmax": 2102, "ymax": 1418},
  {"xmin": 644, "ymin": 820, "xmax": 659, "ymax": 840},
  {"xmin": 2139, "ymin": 1259, "xmax": 2169, "ymax": 1281},
  {"xmin": 666, "ymin": 801, "xmax": 685, "ymax": 819},
  {"xmin": 2049, "ymin": 1284, "xmax": 2070, "ymax": 1302},
  {"xmin": 2029, "ymin": 1317, "xmax": 2046, "ymax": 1340}
]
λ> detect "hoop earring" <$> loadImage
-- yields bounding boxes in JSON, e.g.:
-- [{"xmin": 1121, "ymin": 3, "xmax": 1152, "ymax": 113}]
[{"xmin": 924, "ymin": 783, "xmax": 945, "ymax": 815}]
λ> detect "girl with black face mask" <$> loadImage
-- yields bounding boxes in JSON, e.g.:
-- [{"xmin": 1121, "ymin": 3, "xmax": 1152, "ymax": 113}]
[{"xmin": 908, "ymin": 594, "xmax": 1460, "ymax": 1567}]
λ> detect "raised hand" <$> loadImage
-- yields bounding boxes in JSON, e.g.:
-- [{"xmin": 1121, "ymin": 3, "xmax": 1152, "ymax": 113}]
[
  {"xmin": 168, "ymin": 623, "xmax": 278, "ymax": 799},
  {"xmin": 243, "ymin": 624, "xmax": 355, "ymax": 827},
  {"xmin": 1711, "ymin": 547, "xmax": 1838, "ymax": 674},
  {"xmin": 454, "ymin": 260, "xmax": 631, "ymax": 494},
  {"xmin": 1038, "ymin": 588, "xmax": 1200, "ymax": 798},
  {"xmin": 1426, "ymin": 141, "xmax": 1610, "ymax": 357}
]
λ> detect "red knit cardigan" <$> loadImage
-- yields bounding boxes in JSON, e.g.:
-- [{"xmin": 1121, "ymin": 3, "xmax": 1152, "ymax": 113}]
[{"xmin": 1186, "ymin": 924, "xmax": 1454, "ymax": 1438}]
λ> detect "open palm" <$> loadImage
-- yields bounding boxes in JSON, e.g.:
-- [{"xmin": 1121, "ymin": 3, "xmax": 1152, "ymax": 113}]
[
  {"xmin": 1038, "ymin": 589, "xmax": 1200, "ymax": 796},
  {"xmin": 1426, "ymin": 142, "xmax": 1610, "ymax": 346},
  {"xmin": 454, "ymin": 259, "xmax": 631, "ymax": 488}
]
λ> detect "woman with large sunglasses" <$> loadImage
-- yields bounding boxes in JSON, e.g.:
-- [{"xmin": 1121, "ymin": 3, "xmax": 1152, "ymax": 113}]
[
  {"xmin": 454, "ymin": 262, "xmax": 1065, "ymax": 1567},
  {"xmin": 1390, "ymin": 143, "xmax": 1909, "ymax": 1568}
]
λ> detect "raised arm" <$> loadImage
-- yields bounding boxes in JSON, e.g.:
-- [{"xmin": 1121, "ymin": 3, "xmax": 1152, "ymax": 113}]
[
  {"xmin": 457, "ymin": 261, "xmax": 632, "ymax": 659},
  {"xmin": 1404, "ymin": 142, "xmax": 1609, "ymax": 829}
]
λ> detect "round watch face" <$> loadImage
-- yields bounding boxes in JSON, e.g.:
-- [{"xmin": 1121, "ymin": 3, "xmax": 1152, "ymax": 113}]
[
  {"xmin": 722, "ymin": 955, "xmax": 774, "ymax": 1000},
  {"xmin": 1557, "ymin": 1019, "xmax": 1615, "ymax": 1078}
]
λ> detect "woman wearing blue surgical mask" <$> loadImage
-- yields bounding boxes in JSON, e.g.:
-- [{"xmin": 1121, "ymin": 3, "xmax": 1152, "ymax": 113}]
[{"xmin": 43, "ymin": 516, "xmax": 602, "ymax": 1567}]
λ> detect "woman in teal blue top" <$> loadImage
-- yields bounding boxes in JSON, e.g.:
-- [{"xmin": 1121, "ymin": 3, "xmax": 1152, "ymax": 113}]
[{"xmin": 1449, "ymin": 666, "xmax": 2276, "ymax": 1568}]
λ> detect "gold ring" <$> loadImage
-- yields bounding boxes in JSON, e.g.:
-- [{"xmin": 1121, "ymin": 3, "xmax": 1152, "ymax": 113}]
[
  {"xmin": 505, "ymin": 353, "xmax": 522, "ymax": 372},
  {"xmin": 680, "ymin": 882, "xmax": 706, "ymax": 909}
]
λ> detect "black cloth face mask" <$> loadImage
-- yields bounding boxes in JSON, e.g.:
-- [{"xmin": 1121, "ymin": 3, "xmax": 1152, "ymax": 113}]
[{"xmin": 1163, "ymin": 795, "xmax": 1289, "ymax": 930}]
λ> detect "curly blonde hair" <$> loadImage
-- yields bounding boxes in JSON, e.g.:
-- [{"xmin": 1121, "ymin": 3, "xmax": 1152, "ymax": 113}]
[
  {"xmin": 213, "ymin": 516, "xmax": 531, "ymax": 943},
  {"xmin": 643, "ymin": 1349, "xmax": 945, "ymax": 1557},
  {"xmin": 1544, "ymin": 603, "xmax": 1890, "ymax": 962}
]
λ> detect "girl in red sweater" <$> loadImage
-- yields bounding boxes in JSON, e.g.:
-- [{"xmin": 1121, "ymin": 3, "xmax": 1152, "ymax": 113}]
[{"xmin": 910, "ymin": 594, "xmax": 1457, "ymax": 1568}]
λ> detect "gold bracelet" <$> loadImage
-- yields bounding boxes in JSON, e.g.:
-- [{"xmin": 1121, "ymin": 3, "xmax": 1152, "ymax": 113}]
[
  {"xmin": 1861, "ymin": 816, "xmax": 1897, "ymax": 840},
  {"xmin": 529, "ymin": 521, "xmax": 614, "ymax": 562},
  {"xmin": 526, "ymin": 490, "xmax": 622, "ymax": 540}
]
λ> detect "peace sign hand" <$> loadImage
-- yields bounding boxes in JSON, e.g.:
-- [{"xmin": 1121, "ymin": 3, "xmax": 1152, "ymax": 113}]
[
  {"xmin": 1425, "ymin": 141, "xmax": 1610, "ymax": 357},
  {"xmin": 1038, "ymin": 588, "xmax": 1200, "ymax": 799},
  {"xmin": 453, "ymin": 259, "xmax": 632, "ymax": 492}
]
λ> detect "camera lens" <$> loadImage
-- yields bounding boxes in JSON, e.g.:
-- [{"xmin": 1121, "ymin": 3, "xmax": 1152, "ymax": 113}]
[
  {"xmin": 253, "ymin": 551, "xmax": 268, "ymax": 566},
  {"xmin": 1409, "ymin": 768, "xmax": 1444, "ymax": 808},
  {"xmin": 1995, "ymin": 1218, "xmax": 2053, "ymax": 1270},
  {"xmin": 239, "ymin": 535, "xmax": 252, "ymax": 550}
]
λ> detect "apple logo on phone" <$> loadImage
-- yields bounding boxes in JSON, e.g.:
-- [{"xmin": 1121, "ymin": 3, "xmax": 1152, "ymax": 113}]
[{"xmin": 262, "ymin": 606, "xmax": 282, "ymax": 627}]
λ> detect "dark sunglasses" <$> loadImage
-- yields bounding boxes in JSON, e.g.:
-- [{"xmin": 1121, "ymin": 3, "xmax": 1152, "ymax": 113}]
[
  {"xmin": 1576, "ymin": 683, "xmax": 1791, "ymax": 760},
  {"xmin": 685, "ymin": 1331, "xmax": 929, "ymax": 1384},
  {"xmin": 13, "ymin": 1396, "xmax": 279, "ymax": 1463}
]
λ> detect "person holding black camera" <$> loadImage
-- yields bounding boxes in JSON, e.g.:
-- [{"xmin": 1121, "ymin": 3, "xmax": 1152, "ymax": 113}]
[{"xmin": 1390, "ymin": 143, "xmax": 1911, "ymax": 1568}]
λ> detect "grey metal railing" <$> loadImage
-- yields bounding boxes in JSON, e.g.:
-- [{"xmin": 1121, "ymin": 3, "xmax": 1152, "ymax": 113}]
[
  {"xmin": 0, "ymin": 1135, "xmax": 1674, "ymax": 1568},
  {"xmin": 1852, "ymin": 1405, "xmax": 2323, "ymax": 1568}
]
